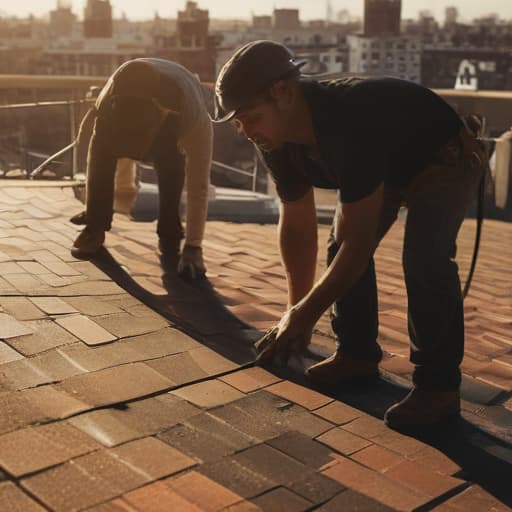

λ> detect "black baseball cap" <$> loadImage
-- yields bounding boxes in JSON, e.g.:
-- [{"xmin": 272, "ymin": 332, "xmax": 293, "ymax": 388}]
[{"xmin": 213, "ymin": 40, "xmax": 306, "ymax": 123}]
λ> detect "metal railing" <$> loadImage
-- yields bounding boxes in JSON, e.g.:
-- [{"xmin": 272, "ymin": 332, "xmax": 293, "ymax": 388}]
[
  {"xmin": 0, "ymin": 99, "xmax": 92, "ymax": 179},
  {"xmin": 2, "ymin": 73, "xmax": 510, "ymax": 192},
  {"xmin": 211, "ymin": 154, "xmax": 260, "ymax": 192},
  {"xmin": 0, "ymin": 74, "xmax": 264, "ymax": 190},
  {"xmin": 0, "ymin": 97, "xmax": 261, "ymax": 190}
]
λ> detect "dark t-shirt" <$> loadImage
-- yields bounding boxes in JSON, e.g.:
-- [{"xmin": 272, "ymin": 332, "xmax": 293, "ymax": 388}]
[{"xmin": 262, "ymin": 77, "xmax": 463, "ymax": 203}]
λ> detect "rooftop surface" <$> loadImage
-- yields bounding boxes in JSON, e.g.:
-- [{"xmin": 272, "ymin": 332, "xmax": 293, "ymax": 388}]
[{"xmin": 0, "ymin": 182, "xmax": 511, "ymax": 512}]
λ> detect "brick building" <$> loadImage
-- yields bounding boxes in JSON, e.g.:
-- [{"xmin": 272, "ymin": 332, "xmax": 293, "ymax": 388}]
[
  {"xmin": 153, "ymin": 2, "xmax": 217, "ymax": 82},
  {"xmin": 364, "ymin": 0, "xmax": 401, "ymax": 36},
  {"xmin": 83, "ymin": 0, "xmax": 113, "ymax": 39}
]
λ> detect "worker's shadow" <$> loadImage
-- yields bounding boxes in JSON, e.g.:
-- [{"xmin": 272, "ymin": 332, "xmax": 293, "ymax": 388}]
[
  {"xmin": 161, "ymin": 261, "xmax": 259, "ymax": 360},
  {"xmin": 91, "ymin": 249, "xmax": 512, "ymax": 508},
  {"xmin": 92, "ymin": 247, "xmax": 256, "ymax": 364},
  {"xmin": 271, "ymin": 362, "xmax": 512, "ymax": 508}
]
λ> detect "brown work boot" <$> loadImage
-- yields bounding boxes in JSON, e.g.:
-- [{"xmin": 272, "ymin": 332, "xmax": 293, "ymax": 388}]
[
  {"xmin": 69, "ymin": 210, "xmax": 87, "ymax": 225},
  {"xmin": 157, "ymin": 239, "xmax": 180, "ymax": 271},
  {"xmin": 384, "ymin": 388, "xmax": 460, "ymax": 430},
  {"xmin": 71, "ymin": 226, "xmax": 105, "ymax": 259},
  {"xmin": 306, "ymin": 351, "xmax": 379, "ymax": 387}
]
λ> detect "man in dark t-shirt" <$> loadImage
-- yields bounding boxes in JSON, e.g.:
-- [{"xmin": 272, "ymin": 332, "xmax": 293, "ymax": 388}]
[
  {"xmin": 213, "ymin": 40, "xmax": 488, "ymax": 430},
  {"xmin": 263, "ymin": 76, "xmax": 463, "ymax": 201}
]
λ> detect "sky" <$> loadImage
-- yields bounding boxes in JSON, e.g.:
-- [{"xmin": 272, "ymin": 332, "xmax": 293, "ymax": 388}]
[{"xmin": 1, "ymin": 0, "xmax": 511, "ymax": 23}]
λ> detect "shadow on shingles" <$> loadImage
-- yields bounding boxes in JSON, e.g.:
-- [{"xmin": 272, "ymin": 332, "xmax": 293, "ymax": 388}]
[
  {"xmin": 88, "ymin": 249, "xmax": 512, "ymax": 507},
  {"xmin": 91, "ymin": 247, "xmax": 255, "ymax": 365},
  {"xmin": 269, "ymin": 364, "xmax": 512, "ymax": 508}
]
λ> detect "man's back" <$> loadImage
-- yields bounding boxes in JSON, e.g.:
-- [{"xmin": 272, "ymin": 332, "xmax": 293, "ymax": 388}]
[
  {"xmin": 96, "ymin": 58, "xmax": 207, "ymax": 136},
  {"xmin": 263, "ymin": 77, "xmax": 463, "ymax": 203}
]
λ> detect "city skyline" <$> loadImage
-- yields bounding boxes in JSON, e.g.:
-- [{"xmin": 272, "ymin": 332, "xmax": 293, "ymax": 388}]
[{"xmin": 2, "ymin": 0, "xmax": 512, "ymax": 23}]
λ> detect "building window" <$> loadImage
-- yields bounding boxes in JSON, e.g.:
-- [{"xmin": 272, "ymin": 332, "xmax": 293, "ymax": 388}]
[
  {"xmin": 371, "ymin": 52, "xmax": 380, "ymax": 60},
  {"xmin": 362, "ymin": 52, "xmax": 367, "ymax": 60},
  {"xmin": 181, "ymin": 36, "xmax": 192, "ymax": 47},
  {"xmin": 478, "ymin": 61, "xmax": 496, "ymax": 72}
]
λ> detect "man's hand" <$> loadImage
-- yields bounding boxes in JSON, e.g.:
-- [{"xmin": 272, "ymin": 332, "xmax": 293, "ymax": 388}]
[
  {"xmin": 178, "ymin": 245, "xmax": 206, "ymax": 279},
  {"xmin": 255, "ymin": 306, "xmax": 314, "ymax": 366}
]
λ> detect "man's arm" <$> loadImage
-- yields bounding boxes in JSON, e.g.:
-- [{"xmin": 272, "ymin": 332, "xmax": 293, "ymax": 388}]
[
  {"xmin": 298, "ymin": 184, "xmax": 383, "ymax": 322},
  {"xmin": 182, "ymin": 117, "xmax": 212, "ymax": 248},
  {"xmin": 279, "ymin": 188, "xmax": 317, "ymax": 307},
  {"xmin": 176, "ymin": 115, "xmax": 212, "ymax": 278},
  {"xmin": 256, "ymin": 184, "xmax": 383, "ymax": 363}
]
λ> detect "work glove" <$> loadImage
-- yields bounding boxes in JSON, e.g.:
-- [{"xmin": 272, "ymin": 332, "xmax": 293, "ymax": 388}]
[{"xmin": 177, "ymin": 245, "xmax": 206, "ymax": 279}]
